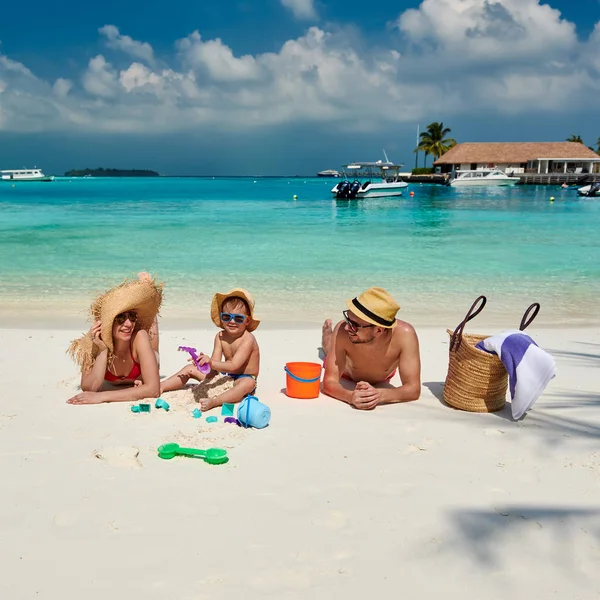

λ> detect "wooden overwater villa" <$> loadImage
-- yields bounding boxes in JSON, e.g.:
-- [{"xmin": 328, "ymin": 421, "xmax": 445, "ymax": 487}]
[{"xmin": 432, "ymin": 142, "xmax": 600, "ymax": 185}]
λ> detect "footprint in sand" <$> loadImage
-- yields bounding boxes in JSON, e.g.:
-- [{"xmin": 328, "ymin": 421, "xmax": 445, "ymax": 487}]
[
  {"xmin": 312, "ymin": 510, "xmax": 350, "ymax": 531},
  {"xmin": 401, "ymin": 437, "xmax": 437, "ymax": 454},
  {"xmin": 484, "ymin": 428, "xmax": 505, "ymax": 437},
  {"xmin": 94, "ymin": 446, "xmax": 142, "ymax": 468},
  {"xmin": 249, "ymin": 570, "xmax": 312, "ymax": 593}
]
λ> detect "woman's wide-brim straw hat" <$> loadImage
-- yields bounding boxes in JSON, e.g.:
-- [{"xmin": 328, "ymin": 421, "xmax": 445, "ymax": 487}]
[
  {"xmin": 210, "ymin": 288, "xmax": 260, "ymax": 331},
  {"xmin": 68, "ymin": 276, "xmax": 163, "ymax": 372},
  {"xmin": 346, "ymin": 287, "xmax": 399, "ymax": 329}
]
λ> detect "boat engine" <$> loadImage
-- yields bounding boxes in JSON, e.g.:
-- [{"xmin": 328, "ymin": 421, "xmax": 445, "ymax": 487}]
[
  {"xmin": 587, "ymin": 182, "xmax": 600, "ymax": 197},
  {"xmin": 336, "ymin": 180, "xmax": 351, "ymax": 199},
  {"xmin": 348, "ymin": 180, "xmax": 361, "ymax": 199}
]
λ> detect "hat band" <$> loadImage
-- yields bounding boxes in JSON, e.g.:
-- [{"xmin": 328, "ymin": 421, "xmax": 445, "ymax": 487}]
[{"xmin": 351, "ymin": 298, "xmax": 396, "ymax": 327}]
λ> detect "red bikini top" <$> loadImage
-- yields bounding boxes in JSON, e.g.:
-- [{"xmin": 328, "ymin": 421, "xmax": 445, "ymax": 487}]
[{"xmin": 105, "ymin": 349, "xmax": 142, "ymax": 382}]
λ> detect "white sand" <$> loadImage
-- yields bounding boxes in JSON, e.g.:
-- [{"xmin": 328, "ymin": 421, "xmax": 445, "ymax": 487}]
[{"xmin": 1, "ymin": 323, "xmax": 599, "ymax": 599}]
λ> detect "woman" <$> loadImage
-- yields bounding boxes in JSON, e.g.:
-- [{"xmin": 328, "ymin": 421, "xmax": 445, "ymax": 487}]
[{"xmin": 67, "ymin": 273, "xmax": 163, "ymax": 405}]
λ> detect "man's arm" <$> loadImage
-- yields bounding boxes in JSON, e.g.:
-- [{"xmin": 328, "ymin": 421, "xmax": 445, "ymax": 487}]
[
  {"xmin": 322, "ymin": 322, "xmax": 355, "ymax": 404},
  {"xmin": 379, "ymin": 324, "xmax": 421, "ymax": 404}
]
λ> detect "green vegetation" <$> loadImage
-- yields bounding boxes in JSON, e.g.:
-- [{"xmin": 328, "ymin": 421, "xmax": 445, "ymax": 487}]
[
  {"xmin": 411, "ymin": 167, "xmax": 433, "ymax": 175},
  {"xmin": 565, "ymin": 134, "xmax": 584, "ymax": 144},
  {"xmin": 64, "ymin": 168, "xmax": 160, "ymax": 177},
  {"xmin": 415, "ymin": 122, "xmax": 457, "ymax": 167}
]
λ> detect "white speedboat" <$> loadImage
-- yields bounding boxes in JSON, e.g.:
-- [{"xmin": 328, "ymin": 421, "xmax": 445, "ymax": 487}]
[
  {"xmin": 577, "ymin": 182, "xmax": 600, "ymax": 197},
  {"xmin": 331, "ymin": 157, "xmax": 409, "ymax": 199},
  {"xmin": 1, "ymin": 168, "xmax": 54, "ymax": 182},
  {"xmin": 448, "ymin": 169, "xmax": 519, "ymax": 187},
  {"xmin": 317, "ymin": 169, "xmax": 340, "ymax": 178}
]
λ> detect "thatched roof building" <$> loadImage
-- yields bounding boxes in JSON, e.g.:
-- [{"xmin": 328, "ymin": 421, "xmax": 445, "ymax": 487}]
[{"xmin": 433, "ymin": 142, "xmax": 600, "ymax": 174}]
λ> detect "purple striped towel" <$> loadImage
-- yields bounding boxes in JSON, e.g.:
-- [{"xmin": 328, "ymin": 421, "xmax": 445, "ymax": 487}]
[{"xmin": 476, "ymin": 330, "xmax": 556, "ymax": 419}]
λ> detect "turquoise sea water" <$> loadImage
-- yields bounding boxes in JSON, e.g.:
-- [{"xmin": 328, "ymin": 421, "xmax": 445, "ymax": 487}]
[{"xmin": 1, "ymin": 177, "xmax": 599, "ymax": 326}]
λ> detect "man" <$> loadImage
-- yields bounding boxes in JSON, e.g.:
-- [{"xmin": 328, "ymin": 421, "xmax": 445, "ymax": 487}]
[{"xmin": 321, "ymin": 287, "xmax": 421, "ymax": 410}]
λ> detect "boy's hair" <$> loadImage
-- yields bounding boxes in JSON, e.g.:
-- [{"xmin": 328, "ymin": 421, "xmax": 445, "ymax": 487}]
[{"xmin": 222, "ymin": 296, "xmax": 250, "ymax": 315}]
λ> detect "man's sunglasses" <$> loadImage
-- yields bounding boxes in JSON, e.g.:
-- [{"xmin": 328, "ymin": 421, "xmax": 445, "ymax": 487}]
[
  {"xmin": 220, "ymin": 312, "xmax": 248, "ymax": 324},
  {"xmin": 343, "ymin": 310, "xmax": 374, "ymax": 333},
  {"xmin": 115, "ymin": 311, "xmax": 138, "ymax": 325}
]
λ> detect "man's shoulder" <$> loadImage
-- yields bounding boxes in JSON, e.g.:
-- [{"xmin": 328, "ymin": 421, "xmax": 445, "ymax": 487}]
[{"xmin": 392, "ymin": 319, "xmax": 418, "ymax": 343}]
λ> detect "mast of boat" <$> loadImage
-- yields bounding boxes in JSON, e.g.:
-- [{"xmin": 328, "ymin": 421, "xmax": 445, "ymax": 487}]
[
  {"xmin": 414, "ymin": 124, "xmax": 419, "ymax": 170},
  {"xmin": 383, "ymin": 149, "xmax": 390, "ymax": 164}
]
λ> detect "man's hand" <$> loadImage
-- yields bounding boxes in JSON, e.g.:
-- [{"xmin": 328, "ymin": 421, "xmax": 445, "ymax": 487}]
[{"xmin": 350, "ymin": 381, "xmax": 380, "ymax": 410}]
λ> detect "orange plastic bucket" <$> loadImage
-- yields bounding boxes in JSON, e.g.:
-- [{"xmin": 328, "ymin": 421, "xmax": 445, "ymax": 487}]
[{"xmin": 284, "ymin": 362, "xmax": 322, "ymax": 399}]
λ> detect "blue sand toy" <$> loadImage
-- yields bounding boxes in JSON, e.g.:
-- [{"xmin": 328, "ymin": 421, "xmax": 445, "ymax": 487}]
[
  {"xmin": 192, "ymin": 408, "xmax": 202, "ymax": 419},
  {"xmin": 205, "ymin": 416, "xmax": 218, "ymax": 423},
  {"xmin": 131, "ymin": 403, "xmax": 151, "ymax": 413},
  {"xmin": 155, "ymin": 398, "xmax": 170, "ymax": 411},
  {"xmin": 221, "ymin": 403, "xmax": 235, "ymax": 417},
  {"xmin": 237, "ymin": 395, "xmax": 271, "ymax": 429}
]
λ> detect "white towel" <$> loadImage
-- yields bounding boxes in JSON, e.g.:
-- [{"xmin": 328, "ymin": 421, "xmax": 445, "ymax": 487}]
[{"xmin": 476, "ymin": 330, "xmax": 556, "ymax": 420}]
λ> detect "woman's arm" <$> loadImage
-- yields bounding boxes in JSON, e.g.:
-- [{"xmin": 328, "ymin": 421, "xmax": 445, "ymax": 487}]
[
  {"xmin": 68, "ymin": 330, "xmax": 160, "ymax": 405},
  {"xmin": 80, "ymin": 349, "xmax": 109, "ymax": 392}
]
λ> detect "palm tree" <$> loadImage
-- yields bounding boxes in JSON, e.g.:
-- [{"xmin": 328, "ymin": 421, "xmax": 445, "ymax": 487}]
[
  {"xmin": 566, "ymin": 134, "xmax": 583, "ymax": 143},
  {"xmin": 415, "ymin": 122, "xmax": 457, "ymax": 166},
  {"xmin": 596, "ymin": 137, "xmax": 600, "ymax": 155}
]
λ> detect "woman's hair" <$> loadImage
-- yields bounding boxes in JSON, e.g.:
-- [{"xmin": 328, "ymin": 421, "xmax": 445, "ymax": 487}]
[{"xmin": 222, "ymin": 296, "xmax": 250, "ymax": 315}]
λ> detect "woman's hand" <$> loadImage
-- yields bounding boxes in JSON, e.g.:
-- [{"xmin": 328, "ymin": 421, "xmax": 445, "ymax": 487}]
[
  {"xmin": 67, "ymin": 391, "xmax": 105, "ymax": 405},
  {"xmin": 90, "ymin": 321, "xmax": 108, "ymax": 353}
]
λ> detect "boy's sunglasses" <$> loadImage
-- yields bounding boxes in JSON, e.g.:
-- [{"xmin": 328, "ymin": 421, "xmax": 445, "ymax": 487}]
[
  {"xmin": 343, "ymin": 310, "xmax": 374, "ymax": 333},
  {"xmin": 220, "ymin": 312, "xmax": 247, "ymax": 324},
  {"xmin": 115, "ymin": 311, "xmax": 138, "ymax": 325}
]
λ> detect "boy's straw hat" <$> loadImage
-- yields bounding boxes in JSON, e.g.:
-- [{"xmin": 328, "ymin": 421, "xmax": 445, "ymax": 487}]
[
  {"xmin": 210, "ymin": 288, "xmax": 260, "ymax": 331},
  {"xmin": 346, "ymin": 287, "xmax": 399, "ymax": 329},
  {"xmin": 67, "ymin": 276, "xmax": 163, "ymax": 372}
]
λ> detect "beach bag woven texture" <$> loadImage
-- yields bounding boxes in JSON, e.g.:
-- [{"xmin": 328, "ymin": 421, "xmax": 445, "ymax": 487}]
[{"xmin": 444, "ymin": 296, "xmax": 540, "ymax": 413}]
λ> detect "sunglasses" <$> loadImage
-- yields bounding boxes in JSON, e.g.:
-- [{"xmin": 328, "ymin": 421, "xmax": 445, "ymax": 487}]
[
  {"xmin": 115, "ymin": 311, "xmax": 138, "ymax": 325},
  {"xmin": 343, "ymin": 310, "xmax": 374, "ymax": 333},
  {"xmin": 220, "ymin": 312, "xmax": 248, "ymax": 324}
]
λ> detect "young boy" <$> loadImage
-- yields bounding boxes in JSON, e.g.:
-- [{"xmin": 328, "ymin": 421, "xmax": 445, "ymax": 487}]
[{"xmin": 160, "ymin": 288, "xmax": 260, "ymax": 411}]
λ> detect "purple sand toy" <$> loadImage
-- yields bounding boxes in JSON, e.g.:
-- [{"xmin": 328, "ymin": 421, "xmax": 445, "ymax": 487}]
[
  {"xmin": 178, "ymin": 346, "xmax": 211, "ymax": 374},
  {"xmin": 224, "ymin": 417, "xmax": 241, "ymax": 426}
]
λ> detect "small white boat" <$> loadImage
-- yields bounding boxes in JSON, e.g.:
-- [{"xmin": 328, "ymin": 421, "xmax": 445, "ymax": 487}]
[
  {"xmin": 1, "ymin": 168, "xmax": 55, "ymax": 182},
  {"xmin": 331, "ymin": 155, "xmax": 409, "ymax": 199},
  {"xmin": 317, "ymin": 169, "xmax": 340, "ymax": 178},
  {"xmin": 577, "ymin": 183, "xmax": 600, "ymax": 197},
  {"xmin": 448, "ymin": 169, "xmax": 519, "ymax": 187}
]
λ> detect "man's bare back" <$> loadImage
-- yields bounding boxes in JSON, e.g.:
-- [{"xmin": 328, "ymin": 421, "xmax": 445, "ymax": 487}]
[{"xmin": 321, "ymin": 287, "xmax": 421, "ymax": 410}]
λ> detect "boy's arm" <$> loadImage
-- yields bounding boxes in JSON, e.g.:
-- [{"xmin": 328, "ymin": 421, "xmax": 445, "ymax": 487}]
[{"xmin": 210, "ymin": 335, "xmax": 254, "ymax": 373}]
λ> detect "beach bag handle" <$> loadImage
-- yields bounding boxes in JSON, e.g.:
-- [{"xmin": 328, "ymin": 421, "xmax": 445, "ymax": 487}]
[
  {"xmin": 449, "ymin": 295, "xmax": 487, "ymax": 352},
  {"xmin": 450, "ymin": 297, "xmax": 541, "ymax": 352},
  {"xmin": 519, "ymin": 302, "xmax": 540, "ymax": 331}
]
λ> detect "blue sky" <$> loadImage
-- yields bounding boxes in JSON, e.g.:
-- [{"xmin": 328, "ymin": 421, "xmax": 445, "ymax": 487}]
[{"xmin": 1, "ymin": 0, "xmax": 599, "ymax": 175}]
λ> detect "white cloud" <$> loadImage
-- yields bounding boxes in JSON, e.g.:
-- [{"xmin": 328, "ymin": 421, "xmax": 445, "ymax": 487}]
[
  {"xmin": 177, "ymin": 32, "xmax": 261, "ymax": 82},
  {"xmin": 397, "ymin": 0, "xmax": 576, "ymax": 61},
  {"xmin": 82, "ymin": 55, "xmax": 119, "ymax": 98},
  {"xmin": 99, "ymin": 25, "xmax": 155, "ymax": 65},
  {"xmin": 1, "ymin": 3, "xmax": 600, "ymax": 135},
  {"xmin": 281, "ymin": 0, "xmax": 317, "ymax": 21}
]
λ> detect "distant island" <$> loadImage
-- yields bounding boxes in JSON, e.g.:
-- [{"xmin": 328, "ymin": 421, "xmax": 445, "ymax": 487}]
[{"xmin": 64, "ymin": 168, "xmax": 160, "ymax": 177}]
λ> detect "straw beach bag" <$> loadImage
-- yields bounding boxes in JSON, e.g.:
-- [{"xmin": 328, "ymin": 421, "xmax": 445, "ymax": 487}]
[{"xmin": 443, "ymin": 296, "xmax": 540, "ymax": 413}]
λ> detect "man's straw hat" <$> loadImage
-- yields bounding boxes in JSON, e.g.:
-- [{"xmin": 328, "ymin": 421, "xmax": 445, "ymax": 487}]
[
  {"xmin": 68, "ymin": 276, "xmax": 163, "ymax": 372},
  {"xmin": 210, "ymin": 288, "xmax": 260, "ymax": 331},
  {"xmin": 346, "ymin": 287, "xmax": 399, "ymax": 329}
]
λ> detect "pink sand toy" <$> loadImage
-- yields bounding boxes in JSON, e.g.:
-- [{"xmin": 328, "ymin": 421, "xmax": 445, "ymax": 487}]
[{"xmin": 178, "ymin": 346, "xmax": 211, "ymax": 374}]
